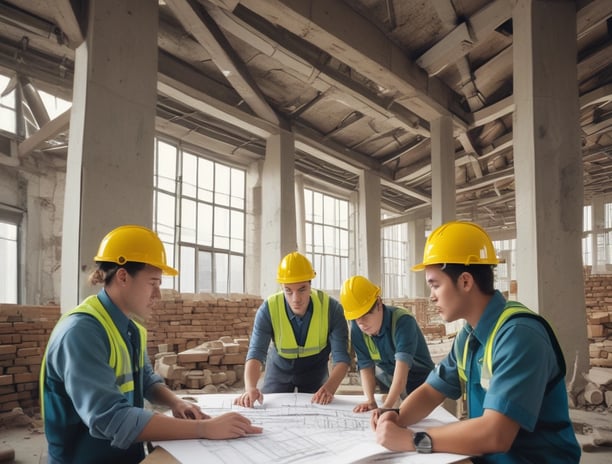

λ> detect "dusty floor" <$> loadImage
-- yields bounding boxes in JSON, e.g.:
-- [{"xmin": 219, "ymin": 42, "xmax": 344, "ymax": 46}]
[{"xmin": 1, "ymin": 406, "xmax": 611, "ymax": 463}]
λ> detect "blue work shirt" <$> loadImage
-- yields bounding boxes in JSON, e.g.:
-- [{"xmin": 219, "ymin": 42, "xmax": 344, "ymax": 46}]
[
  {"xmin": 351, "ymin": 305, "xmax": 434, "ymax": 391},
  {"xmin": 427, "ymin": 290, "xmax": 580, "ymax": 463},
  {"xmin": 246, "ymin": 292, "xmax": 350, "ymax": 392},
  {"xmin": 42, "ymin": 289, "xmax": 164, "ymax": 464}
]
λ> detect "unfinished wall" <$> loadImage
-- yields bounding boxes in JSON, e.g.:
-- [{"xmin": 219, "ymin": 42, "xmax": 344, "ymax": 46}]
[{"xmin": 584, "ymin": 268, "xmax": 612, "ymax": 367}]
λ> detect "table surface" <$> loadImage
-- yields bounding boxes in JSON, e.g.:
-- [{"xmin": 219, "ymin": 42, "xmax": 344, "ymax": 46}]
[{"xmin": 144, "ymin": 393, "xmax": 472, "ymax": 464}]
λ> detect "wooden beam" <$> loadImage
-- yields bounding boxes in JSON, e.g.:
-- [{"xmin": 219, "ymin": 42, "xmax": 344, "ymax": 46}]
[
  {"xmin": 18, "ymin": 108, "xmax": 70, "ymax": 157},
  {"xmin": 577, "ymin": 0, "xmax": 612, "ymax": 40},
  {"xmin": 51, "ymin": 0, "xmax": 84, "ymax": 47}
]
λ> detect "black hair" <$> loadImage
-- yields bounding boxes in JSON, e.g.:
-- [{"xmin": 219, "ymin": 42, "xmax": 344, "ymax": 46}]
[
  {"xmin": 440, "ymin": 263, "xmax": 496, "ymax": 295},
  {"xmin": 88, "ymin": 261, "xmax": 146, "ymax": 286}
]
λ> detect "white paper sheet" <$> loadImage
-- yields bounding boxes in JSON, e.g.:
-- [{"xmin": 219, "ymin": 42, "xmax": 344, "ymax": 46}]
[{"xmin": 152, "ymin": 393, "xmax": 470, "ymax": 463}]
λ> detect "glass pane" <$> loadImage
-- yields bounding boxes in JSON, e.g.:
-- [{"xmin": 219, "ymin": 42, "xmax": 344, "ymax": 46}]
[
  {"xmin": 230, "ymin": 254, "xmax": 244, "ymax": 293},
  {"xmin": 198, "ymin": 158, "xmax": 214, "ymax": 203},
  {"xmin": 197, "ymin": 202, "xmax": 213, "ymax": 246},
  {"xmin": 230, "ymin": 210, "xmax": 244, "ymax": 252},
  {"xmin": 304, "ymin": 189, "xmax": 313, "ymax": 220},
  {"xmin": 0, "ymin": 75, "xmax": 15, "ymax": 133},
  {"xmin": 182, "ymin": 152, "xmax": 198, "ymax": 198},
  {"xmin": 214, "ymin": 206, "xmax": 230, "ymax": 249},
  {"xmin": 215, "ymin": 253, "xmax": 229, "ymax": 293},
  {"xmin": 313, "ymin": 191, "xmax": 323, "ymax": 223},
  {"xmin": 156, "ymin": 141, "xmax": 177, "ymax": 193},
  {"xmin": 230, "ymin": 168, "xmax": 245, "ymax": 209},
  {"xmin": 156, "ymin": 192, "xmax": 175, "ymax": 244},
  {"xmin": 313, "ymin": 224, "xmax": 323, "ymax": 254},
  {"xmin": 215, "ymin": 164, "xmax": 231, "ymax": 206},
  {"xmin": 181, "ymin": 198, "xmax": 196, "ymax": 243},
  {"xmin": 323, "ymin": 225, "xmax": 335, "ymax": 254},
  {"xmin": 0, "ymin": 222, "xmax": 17, "ymax": 303},
  {"xmin": 338, "ymin": 200, "xmax": 348, "ymax": 229},
  {"xmin": 198, "ymin": 250, "xmax": 212, "ymax": 293},
  {"xmin": 179, "ymin": 246, "xmax": 195, "ymax": 293}
]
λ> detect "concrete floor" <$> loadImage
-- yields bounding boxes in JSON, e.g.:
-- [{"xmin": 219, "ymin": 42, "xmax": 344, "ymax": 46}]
[{"xmin": 1, "ymin": 408, "xmax": 611, "ymax": 463}]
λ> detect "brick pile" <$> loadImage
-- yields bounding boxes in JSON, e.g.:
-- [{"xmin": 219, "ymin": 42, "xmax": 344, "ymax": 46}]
[
  {"xmin": 584, "ymin": 268, "xmax": 612, "ymax": 368},
  {"xmin": 0, "ymin": 304, "xmax": 60, "ymax": 413},
  {"xmin": 384, "ymin": 297, "xmax": 447, "ymax": 339},
  {"xmin": 154, "ymin": 336, "xmax": 249, "ymax": 391}
]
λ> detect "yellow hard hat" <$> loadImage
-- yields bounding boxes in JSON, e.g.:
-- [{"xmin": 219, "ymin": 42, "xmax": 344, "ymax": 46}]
[
  {"xmin": 276, "ymin": 251, "xmax": 316, "ymax": 284},
  {"xmin": 340, "ymin": 275, "xmax": 381, "ymax": 320},
  {"xmin": 94, "ymin": 225, "xmax": 178, "ymax": 276},
  {"xmin": 412, "ymin": 221, "xmax": 499, "ymax": 271}
]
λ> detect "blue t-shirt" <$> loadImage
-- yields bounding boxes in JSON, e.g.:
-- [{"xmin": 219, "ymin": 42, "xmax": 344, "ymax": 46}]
[{"xmin": 427, "ymin": 291, "xmax": 580, "ymax": 463}]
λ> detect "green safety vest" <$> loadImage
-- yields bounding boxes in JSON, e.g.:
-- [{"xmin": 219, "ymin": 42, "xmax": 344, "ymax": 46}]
[
  {"xmin": 268, "ymin": 289, "xmax": 329, "ymax": 359},
  {"xmin": 363, "ymin": 307, "xmax": 413, "ymax": 361},
  {"xmin": 40, "ymin": 295, "xmax": 146, "ymax": 417},
  {"xmin": 454, "ymin": 301, "xmax": 565, "ymax": 397}
]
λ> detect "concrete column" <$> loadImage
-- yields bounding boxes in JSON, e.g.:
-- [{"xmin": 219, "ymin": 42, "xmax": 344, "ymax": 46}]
[
  {"xmin": 408, "ymin": 219, "xmax": 428, "ymax": 297},
  {"xmin": 260, "ymin": 130, "xmax": 296, "ymax": 296},
  {"xmin": 358, "ymin": 169, "xmax": 381, "ymax": 283},
  {"xmin": 61, "ymin": 0, "xmax": 158, "ymax": 311},
  {"xmin": 513, "ymin": 0, "xmax": 589, "ymax": 385},
  {"xmin": 430, "ymin": 115, "xmax": 455, "ymax": 228}
]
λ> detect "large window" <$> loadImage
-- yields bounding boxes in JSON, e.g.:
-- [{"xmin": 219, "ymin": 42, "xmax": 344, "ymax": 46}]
[
  {"xmin": 154, "ymin": 139, "xmax": 246, "ymax": 293},
  {"xmin": 304, "ymin": 189, "xmax": 349, "ymax": 292},
  {"xmin": 0, "ymin": 75, "xmax": 16, "ymax": 134},
  {"xmin": 382, "ymin": 222, "xmax": 409, "ymax": 298},
  {"xmin": 0, "ymin": 221, "xmax": 18, "ymax": 303}
]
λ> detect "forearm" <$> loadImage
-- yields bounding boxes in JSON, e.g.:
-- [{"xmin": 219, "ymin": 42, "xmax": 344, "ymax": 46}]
[
  {"xmin": 397, "ymin": 383, "xmax": 444, "ymax": 426},
  {"xmin": 137, "ymin": 413, "xmax": 200, "ymax": 442},
  {"xmin": 359, "ymin": 367, "xmax": 377, "ymax": 403},
  {"xmin": 323, "ymin": 362, "xmax": 349, "ymax": 394},
  {"xmin": 243, "ymin": 359, "xmax": 263, "ymax": 390},
  {"xmin": 383, "ymin": 362, "xmax": 409, "ymax": 408},
  {"xmin": 147, "ymin": 382, "xmax": 182, "ymax": 408}
]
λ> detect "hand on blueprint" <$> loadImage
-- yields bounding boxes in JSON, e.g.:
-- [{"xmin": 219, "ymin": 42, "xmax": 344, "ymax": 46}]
[
  {"xmin": 353, "ymin": 400, "xmax": 378, "ymax": 413},
  {"xmin": 311, "ymin": 386, "xmax": 334, "ymax": 405},
  {"xmin": 171, "ymin": 398, "xmax": 210, "ymax": 420},
  {"xmin": 370, "ymin": 407, "xmax": 399, "ymax": 431},
  {"xmin": 233, "ymin": 388, "xmax": 264, "ymax": 408},
  {"xmin": 373, "ymin": 411, "xmax": 415, "ymax": 452},
  {"xmin": 198, "ymin": 412, "xmax": 264, "ymax": 439}
]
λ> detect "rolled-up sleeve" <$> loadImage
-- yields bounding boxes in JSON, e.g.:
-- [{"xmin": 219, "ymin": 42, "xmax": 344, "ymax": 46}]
[
  {"xmin": 328, "ymin": 298, "xmax": 351, "ymax": 365},
  {"xmin": 426, "ymin": 341, "xmax": 463, "ymax": 401}
]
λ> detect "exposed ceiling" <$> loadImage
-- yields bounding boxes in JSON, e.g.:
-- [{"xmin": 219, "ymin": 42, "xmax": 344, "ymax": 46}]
[{"xmin": 0, "ymin": 0, "xmax": 611, "ymax": 234}]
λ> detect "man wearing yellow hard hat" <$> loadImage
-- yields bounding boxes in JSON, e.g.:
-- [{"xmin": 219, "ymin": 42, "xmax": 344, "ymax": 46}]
[
  {"xmin": 40, "ymin": 225, "xmax": 262, "ymax": 464},
  {"xmin": 340, "ymin": 275, "xmax": 434, "ymax": 413},
  {"xmin": 234, "ymin": 251, "xmax": 350, "ymax": 407},
  {"xmin": 373, "ymin": 221, "xmax": 580, "ymax": 462}
]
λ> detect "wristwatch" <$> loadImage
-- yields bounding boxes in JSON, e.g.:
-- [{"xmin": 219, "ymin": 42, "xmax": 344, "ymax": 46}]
[{"xmin": 413, "ymin": 431, "xmax": 433, "ymax": 453}]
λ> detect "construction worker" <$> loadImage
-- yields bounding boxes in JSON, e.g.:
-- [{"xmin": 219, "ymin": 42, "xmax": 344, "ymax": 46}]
[
  {"xmin": 41, "ymin": 225, "xmax": 262, "ymax": 464},
  {"xmin": 234, "ymin": 251, "xmax": 351, "ymax": 407},
  {"xmin": 372, "ymin": 221, "xmax": 580, "ymax": 462},
  {"xmin": 340, "ymin": 275, "xmax": 434, "ymax": 413}
]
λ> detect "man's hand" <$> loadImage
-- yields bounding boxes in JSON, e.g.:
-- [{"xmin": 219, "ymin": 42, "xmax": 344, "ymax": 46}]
[
  {"xmin": 375, "ymin": 412, "xmax": 415, "ymax": 452},
  {"xmin": 311, "ymin": 386, "xmax": 333, "ymax": 405},
  {"xmin": 171, "ymin": 398, "xmax": 209, "ymax": 420},
  {"xmin": 370, "ymin": 408, "xmax": 400, "ymax": 430},
  {"xmin": 198, "ymin": 412, "xmax": 263, "ymax": 439},
  {"xmin": 353, "ymin": 400, "xmax": 378, "ymax": 413},
  {"xmin": 234, "ymin": 388, "xmax": 264, "ymax": 408}
]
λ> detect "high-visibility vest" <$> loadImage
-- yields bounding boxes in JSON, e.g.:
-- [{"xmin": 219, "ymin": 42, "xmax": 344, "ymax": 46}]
[
  {"xmin": 268, "ymin": 289, "xmax": 329, "ymax": 359},
  {"xmin": 454, "ymin": 301, "xmax": 565, "ymax": 397},
  {"xmin": 363, "ymin": 307, "xmax": 413, "ymax": 361},
  {"xmin": 40, "ymin": 295, "xmax": 146, "ymax": 417}
]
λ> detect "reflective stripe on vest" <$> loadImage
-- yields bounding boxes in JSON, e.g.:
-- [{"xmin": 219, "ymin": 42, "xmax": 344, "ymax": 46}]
[
  {"xmin": 40, "ymin": 295, "xmax": 146, "ymax": 417},
  {"xmin": 363, "ymin": 307, "xmax": 413, "ymax": 361},
  {"xmin": 455, "ymin": 302, "xmax": 565, "ymax": 394},
  {"xmin": 268, "ymin": 290, "xmax": 329, "ymax": 359}
]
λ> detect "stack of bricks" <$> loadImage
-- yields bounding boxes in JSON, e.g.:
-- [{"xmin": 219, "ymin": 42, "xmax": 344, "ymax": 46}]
[
  {"xmin": 146, "ymin": 290, "xmax": 261, "ymax": 358},
  {"xmin": 384, "ymin": 297, "xmax": 446, "ymax": 339},
  {"xmin": 584, "ymin": 268, "xmax": 612, "ymax": 367},
  {"xmin": 0, "ymin": 304, "xmax": 60, "ymax": 413},
  {"xmin": 154, "ymin": 336, "xmax": 249, "ymax": 390}
]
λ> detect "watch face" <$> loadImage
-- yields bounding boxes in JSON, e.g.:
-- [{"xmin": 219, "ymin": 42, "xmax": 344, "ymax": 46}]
[{"xmin": 414, "ymin": 431, "xmax": 433, "ymax": 453}]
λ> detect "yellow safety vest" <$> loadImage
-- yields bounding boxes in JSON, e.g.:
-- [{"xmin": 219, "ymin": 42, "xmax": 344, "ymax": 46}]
[
  {"xmin": 363, "ymin": 307, "xmax": 413, "ymax": 361},
  {"xmin": 268, "ymin": 290, "xmax": 329, "ymax": 359},
  {"xmin": 455, "ymin": 301, "xmax": 564, "ymax": 396},
  {"xmin": 40, "ymin": 295, "xmax": 146, "ymax": 416}
]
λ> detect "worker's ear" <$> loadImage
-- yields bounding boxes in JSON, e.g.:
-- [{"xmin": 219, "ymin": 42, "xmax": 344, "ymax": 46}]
[
  {"xmin": 458, "ymin": 272, "xmax": 474, "ymax": 292},
  {"xmin": 116, "ymin": 267, "xmax": 129, "ymax": 287}
]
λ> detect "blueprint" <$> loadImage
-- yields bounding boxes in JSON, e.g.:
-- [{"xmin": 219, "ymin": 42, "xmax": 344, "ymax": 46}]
[{"xmin": 152, "ymin": 393, "xmax": 470, "ymax": 463}]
